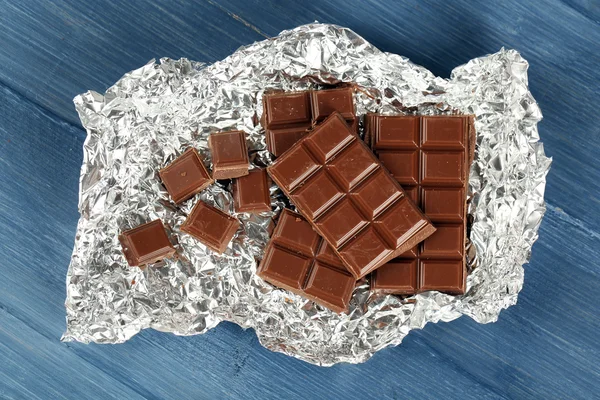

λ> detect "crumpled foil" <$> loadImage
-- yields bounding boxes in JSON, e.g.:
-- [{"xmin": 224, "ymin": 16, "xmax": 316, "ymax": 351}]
[{"xmin": 63, "ymin": 23, "xmax": 551, "ymax": 366}]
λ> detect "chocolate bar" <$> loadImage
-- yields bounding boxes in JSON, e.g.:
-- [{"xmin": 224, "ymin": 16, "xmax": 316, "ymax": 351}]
[
  {"xmin": 159, "ymin": 148, "xmax": 213, "ymax": 204},
  {"xmin": 233, "ymin": 168, "xmax": 271, "ymax": 213},
  {"xmin": 261, "ymin": 87, "xmax": 356, "ymax": 156},
  {"xmin": 268, "ymin": 112, "xmax": 435, "ymax": 279},
  {"xmin": 208, "ymin": 130, "xmax": 250, "ymax": 179},
  {"xmin": 367, "ymin": 115, "xmax": 474, "ymax": 295},
  {"xmin": 118, "ymin": 220, "xmax": 176, "ymax": 267},
  {"xmin": 180, "ymin": 200, "xmax": 240, "ymax": 253},
  {"xmin": 257, "ymin": 209, "xmax": 355, "ymax": 313}
]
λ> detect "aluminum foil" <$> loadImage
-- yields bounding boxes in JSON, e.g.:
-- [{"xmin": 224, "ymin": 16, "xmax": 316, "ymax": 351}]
[{"xmin": 63, "ymin": 23, "xmax": 551, "ymax": 366}]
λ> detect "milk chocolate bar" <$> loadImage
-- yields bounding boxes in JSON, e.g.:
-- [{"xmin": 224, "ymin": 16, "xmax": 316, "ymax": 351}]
[
  {"xmin": 180, "ymin": 200, "xmax": 240, "ymax": 253},
  {"xmin": 367, "ymin": 115, "xmax": 474, "ymax": 295},
  {"xmin": 208, "ymin": 130, "xmax": 250, "ymax": 179},
  {"xmin": 262, "ymin": 87, "xmax": 356, "ymax": 157},
  {"xmin": 257, "ymin": 209, "xmax": 355, "ymax": 313},
  {"xmin": 268, "ymin": 112, "xmax": 435, "ymax": 279},
  {"xmin": 119, "ymin": 220, "xmax": 176, "ymax": 267},
  {"xmin": 159, "ymin": 148, "xmax": 213, "ymax": 204}
]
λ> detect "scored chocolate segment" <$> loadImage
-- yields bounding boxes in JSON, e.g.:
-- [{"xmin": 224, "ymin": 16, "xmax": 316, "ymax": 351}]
[
  {"xmin": 262, "ymin": 87, "xmax": 356, "ymax": 157},
  {"xmin": 233, "ymin": 168, "xmax": 271, "ymax": 213},
  {"xmin": 208, "ymin": 130, "xmax": 250, "ymax": 179},
  {"xmin": 368, "ymin": 114, "xmax": 474, "ymax": 295},
  {"xmin": 263, "ymin": 91, "xmax": 311, "ymax": 129},
  {"xmin": 268, "ymin": 112, "xmax": 435, "ymax": 280},
  {"xmin": 159, "ymin": 148, "xmax": 213, "ymax": 204},
  {"xmin": 257, "ymin": 209, "xmax": 355, "ymax": 313},
  {"xmin": 118, "ymin": 220, "xmax": 176, "ymax": 267},
  {"xmin": 265, "ymin": 126, "xmax": 310, "ymax": 157},
  {"xmin": 310, "ymin": 87, "xmax": 355, "ymax": 122},
  {"xmin": 180, "ymin": 200, "xmax": 240, "ymax": 254}
]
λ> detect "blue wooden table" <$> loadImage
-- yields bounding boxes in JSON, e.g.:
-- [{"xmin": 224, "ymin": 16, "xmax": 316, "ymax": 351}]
[{"xmin": 1, "ymin": 1, "xmax": 599, "ymax": 399}]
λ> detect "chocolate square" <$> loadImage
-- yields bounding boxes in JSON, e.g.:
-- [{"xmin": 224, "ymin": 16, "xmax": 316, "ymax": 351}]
[
  {"xmin": 159, "ymin": 148, "xmax": 213, "ymax": 204},
  {"xmin": 233, "ymin": 168, "xmax": 271, "ymax": 213},
  {"xmin": 208, "ymin": 131, "xmax": 250, "ymax": 179},
  {"xmin": 118, "ymin": 220, "xmax": 176, "ymax": 267},
  {"xmin": 180, "ymin": 201, "xmax": 240, "ymax": 253}
]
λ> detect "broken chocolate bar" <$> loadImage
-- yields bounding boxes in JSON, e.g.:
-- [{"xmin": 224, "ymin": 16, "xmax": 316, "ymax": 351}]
[
  {"xmin": 257, "ymin": 209, "xmax": 355, "ymax": 313},
  {"xmin": 367, "ymin": 115, "xmax": 475, "ymax": 295},
  {"xmin": 118, "ymin": 219, "xmax": 176, "ymax": 267},
  {"xmin": 267, "ymin": 112, "xmax": 435, "ymax": 279},
  {"xmin": 262, "ymin": 87, "xmax": 356, "ymax": 157}
]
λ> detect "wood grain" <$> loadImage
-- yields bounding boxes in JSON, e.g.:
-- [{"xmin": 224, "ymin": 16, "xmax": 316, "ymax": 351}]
[{"xmin": 0, "ymin": 0, "xmax": 599, "ymax": 399}]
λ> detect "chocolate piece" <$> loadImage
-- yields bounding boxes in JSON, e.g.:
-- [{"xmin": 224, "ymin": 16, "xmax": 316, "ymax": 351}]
[
  {"xmin": 310, "ymin": 87, "xmax": 355, "ymax": 122},
  {"xmin": 257, "ymin": 209, "xmax": 355, "ymax": 313},
  {"xmin": 233, "ymin": 168, "xmax": 271, "ymax": 213},
  {"xmin": 368, "ymin": 115, "xmax": 474, "ymax": 295},
  {"xmin": 118, "ymin": 220, "xmax": 176, "ymax": 267},
  {"xmin": 263, "ymin": 91, "xmax": 311, "ymax": 129},
  {"xmin": 268, "ymin": 113, "xmax": 435, "ymax": 279},
  {"xmin": 265, "ymin": 126, "xmax": 310, "ymax": 157},
  {"xmin": 262, "ymin": 87, "xmax": 356, "ymax": 157},
  {"xmin": 180, "ymin": 200, "xmax": 240, "ymax": 253},
  {"xmin": 208, "ymin": 130, "xmax": 250, "ymax": 179},
  {"xmin": 159, "ymin": 148, "xmax": 213, "ymax": 204}
]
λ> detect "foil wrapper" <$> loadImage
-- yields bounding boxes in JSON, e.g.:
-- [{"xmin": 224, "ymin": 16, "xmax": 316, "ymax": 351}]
[{"xmin": 63, "ymin": 24, "xmax": 550, "ymax": 366}]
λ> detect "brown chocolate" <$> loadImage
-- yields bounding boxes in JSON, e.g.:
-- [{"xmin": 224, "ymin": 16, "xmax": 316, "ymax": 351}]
[
  {"xmin": 257, "ymin": 209, "xmax": 355, "ymax": 313},
  {"xmin": 159, "ymin": 148, "xmax": 213, "ymax": 204},
  {"xmin": 262, "ymin": 87, "xmax": 356, "ymax": 157},
  {"xmin": 267, "ymin": 112, "xmax": 435, "ymax": 279},
  {"xmin": 180, "ymin": 201, "xmax": 240, "ymax": 253},
  {"xmin": 262, "ymin": 91, "xmax": 312, "ymax": 129},
  {"xmin": 118, "ymin": 220, "xmax": 176, "ymax": 267},
  {"xmin": 368, "ymin": 115, "xmax": 474, "ymax": 295},
  {"xmin": 208, "ymin": 131, "xmax": 250, "ymax": 179},
  {"xmin": 233, "ymin": 168, "xmax": 271, "ymax": 213},
  {"xmin": 310, "ymin": 87, "xmax": 355, "ymax": 122}
]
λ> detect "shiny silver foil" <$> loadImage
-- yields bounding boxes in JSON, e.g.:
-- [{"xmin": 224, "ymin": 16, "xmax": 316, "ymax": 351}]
[{"xmin": 63, "ymin": 24, "xmax": 550, "ymax": 366}]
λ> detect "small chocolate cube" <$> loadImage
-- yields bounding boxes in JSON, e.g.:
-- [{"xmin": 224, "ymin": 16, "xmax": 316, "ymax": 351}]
[
  {"xmin": 208, "ymin": 131, "xmax": 250, "ymax": 179},
  {"xmin": 159, "ymin": 148, "xmax": 213, "ymax": 204},
  {"xmin": 118, "ymin": 220, "xmax": 176, "ymax": 267}
]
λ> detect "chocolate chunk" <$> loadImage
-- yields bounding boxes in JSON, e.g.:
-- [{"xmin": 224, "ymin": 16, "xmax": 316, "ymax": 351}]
[
  {"xmin": 159, "ymin": 148, "xmax": 213, "ymax": 204},
  {"xmin": 267, "ymin": 113, "xmax": 435, "ymax": 279},
  {"xmin": 368, "ymin": 115, "xmax": 475, "ymax": 295},
  {"xmin": 262, "ymin": 91, "xmax": 311, "ymax": 129},
  {"xmin": 180, "ymin": 201, "xmax": 240, "ymax": 253},
  {"xmin": 262, "ymin": 87, "xmax": 356, "ymax": 157},
  {"xmin": 208, "ymin": 130, "xmax": 250, "ymax": 179},
  {"xmin": 257, "ymin": 209, "xmax": 355, "ymax": 313},
  {"xmin": 233, "ymin": 168, "xmax": 271, "ymax": 213},
  {"xmin": 310, "ymin": 87, "xmax": 355, "ymax": 122},
  {"xmin": 118, "ymin": 220, "xmax": 176, "ymax": 267}
]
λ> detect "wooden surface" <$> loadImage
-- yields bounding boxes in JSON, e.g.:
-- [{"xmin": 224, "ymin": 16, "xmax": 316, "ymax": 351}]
[{"xmin": 1, "ymin": 1, "xmax": 599, "ymax": 399}]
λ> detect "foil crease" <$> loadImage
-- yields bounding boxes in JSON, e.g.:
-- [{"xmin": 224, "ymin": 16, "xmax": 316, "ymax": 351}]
[{"xmin": 63, "ymin": 24, "xmax": 550, "ymax": 366}]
